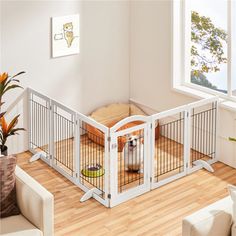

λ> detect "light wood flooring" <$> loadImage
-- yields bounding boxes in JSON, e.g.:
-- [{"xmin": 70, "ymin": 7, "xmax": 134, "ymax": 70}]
[{"xmin": 16, "ymin": 150, "xmax": 235, "ymax": 236}]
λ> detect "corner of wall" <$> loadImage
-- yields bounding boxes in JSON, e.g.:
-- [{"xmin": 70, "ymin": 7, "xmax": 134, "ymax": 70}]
[{"xmin": 128, "ymin": 0, "xmax": 132, "ymax": 101}]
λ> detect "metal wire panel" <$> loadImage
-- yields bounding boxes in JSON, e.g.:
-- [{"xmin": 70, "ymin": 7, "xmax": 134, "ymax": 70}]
[
  {"xmin": 117, "ymin": 129, "xmax": 145, "ymax": 193},
  {"xmin": 29, "ymin": 92, "xmax": 50, "ymax": 156},
  {"xmin": 191, "ymin": 101, "xmax": 217, "ymax": 165},
  {"xmin": 79, "ymin": 121, "xmax": 106, "ymax": 199},
  {"xmin": 155, "ymin": 112, "xmax": 185, "ymax": 181},
  {"xmin": 53, "ymin": 104, "xmax": 75, "ymax": 176}
]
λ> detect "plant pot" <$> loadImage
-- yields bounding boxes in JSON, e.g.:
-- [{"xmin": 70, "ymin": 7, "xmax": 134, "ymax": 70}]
[{"xmin": 1, "ymin": 146, "xmax": 8, "ymax": 156}]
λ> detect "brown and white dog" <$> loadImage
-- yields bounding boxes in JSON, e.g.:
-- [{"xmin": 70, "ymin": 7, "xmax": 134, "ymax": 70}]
[{"xmin": 123, "ymin": 135, "xmax": 144, "ymax": 172}]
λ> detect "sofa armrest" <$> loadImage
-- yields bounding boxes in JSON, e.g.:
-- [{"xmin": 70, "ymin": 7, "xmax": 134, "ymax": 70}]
[
  {"xmin": 15, "ymin": 165, "xmax": 54, "ymax": 236},
  {"xmin": 182, "ymin": 197, "xmax": 233, "ymax": 236}
]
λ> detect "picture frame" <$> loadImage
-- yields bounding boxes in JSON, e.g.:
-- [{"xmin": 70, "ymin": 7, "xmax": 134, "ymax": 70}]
[{"xmin": 52, "ymin": 14, "xmax": 80, "ymax": 58}]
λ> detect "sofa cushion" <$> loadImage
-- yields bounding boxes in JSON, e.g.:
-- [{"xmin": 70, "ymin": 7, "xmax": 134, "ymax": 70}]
[
  {"xmin": 15, "ymin": 166, "xmax": 54, "ymax": 236},
  {"xmin": 233, "ymin": 225, "xmax": 236, "ymax": 236},
  {"xmin": 0, "ymin": 155, "xmax": 20, "ymax": 218},
  {"xmin": 182, "ymin": 196, "xmax": 233, "ymax": 236},
  {"xmin": 228, "ymin": 185, "xmax": 236, "ymax": 236},
  {"xmin": 0, "ymin": 214, "xmax": 42, "ymax": 236}
]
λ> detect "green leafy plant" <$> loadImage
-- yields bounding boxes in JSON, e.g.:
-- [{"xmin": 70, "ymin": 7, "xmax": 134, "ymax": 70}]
[
  {"xmin": 0, "ymin": 71, "xmax": 25, "ymax": 155},
  {"xmin": 191, "ymin": 11, "xmax": 227, "ymax": 89},
  {"xmin": 0, "ymin": 115, "xmax": 25, "ymax": 153},
  {"xmin": 0, "ymin": 71, "xmax": 25, "ymax": 106}
]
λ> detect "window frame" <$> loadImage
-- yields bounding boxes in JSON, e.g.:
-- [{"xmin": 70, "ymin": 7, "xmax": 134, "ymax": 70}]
[{"xmin": 173, "ymin": 0, "xmax": 236, "ymax": 103}]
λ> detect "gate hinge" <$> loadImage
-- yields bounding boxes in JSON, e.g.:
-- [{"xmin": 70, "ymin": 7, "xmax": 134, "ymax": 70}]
[
  {"xmin": 150, "ymin": 177, "xmax": 152, "ymax": 182},
  {"xmin": 108, "ymin": 194, "xmax": 111, "ymax": 199},
  {"xmin": 107, "ymin": 137, "xmax": 111, "ymax": 142},
  {"xmin": 186, "ymin": 162, "xmax": 189, "ymax": 168}
]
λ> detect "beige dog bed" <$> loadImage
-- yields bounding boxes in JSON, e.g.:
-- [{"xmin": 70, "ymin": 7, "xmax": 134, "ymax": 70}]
[{"xmin": 86, "ymin": 103, "xmax": 160, "ymax": 152}]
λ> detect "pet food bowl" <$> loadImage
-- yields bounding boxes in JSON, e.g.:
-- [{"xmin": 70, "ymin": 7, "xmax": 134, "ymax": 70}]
[{"xmin": 81, "ymin": 164, "xmax": 105, "ymax": 178}]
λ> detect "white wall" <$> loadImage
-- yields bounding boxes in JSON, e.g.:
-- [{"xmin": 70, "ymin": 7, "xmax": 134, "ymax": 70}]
[
  {"xmin": 218, "ymin": 108, "xmax": 236, "ymax": 167},
  {"xmin": 1, "ymin": 0, "xmax": 130, "ymax": 115},
  {"xmin": 130, "ymin": 0, "xmax": 195, "ymax": 112},
  {"xmin": 130, "ymin": 0, "xmax": 236, "ymax": 167},
  {"xmin": 0, "ymin": 0, "xmax": 130, "ymax": 153}
]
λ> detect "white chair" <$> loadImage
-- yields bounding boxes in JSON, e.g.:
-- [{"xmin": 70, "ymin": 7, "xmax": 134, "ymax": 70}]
[
  {"xmin": 182, "ymin": 196, "xmax": 233, "ymax": 236},
  {"xmin": 0, "ymin": 166, "xmax": 54, "ymax": 236}
]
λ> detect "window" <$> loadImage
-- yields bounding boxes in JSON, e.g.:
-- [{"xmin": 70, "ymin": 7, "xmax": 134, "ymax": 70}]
[
  {"xmin": 174, "ymin": 0, "xmax": 236, "ymax": 102},
  {"xmin": 232, "ymin": 0, "xmax": 236, "ymax": 97}
]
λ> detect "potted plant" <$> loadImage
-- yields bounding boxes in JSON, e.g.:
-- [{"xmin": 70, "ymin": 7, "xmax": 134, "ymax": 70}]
[
  {"xmin": 0, "ymin": 71, "xmax": 25, "ymax": 117},
  {"xmin": 0, "ymin": 72, "xmax": 24, "ymax": 107},
  {"xmin": 0, "ymin": 71, "xmax": 25, "ymax": 155},
  {"xmin": 0, "ymin": 115, "xmax": 25, "ymax": 156}
]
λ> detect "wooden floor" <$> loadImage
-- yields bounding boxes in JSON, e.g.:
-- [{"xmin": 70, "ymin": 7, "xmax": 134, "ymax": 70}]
[{"xmin": 17, "ymin": 151, "xmax": 235, "ymax": 236}]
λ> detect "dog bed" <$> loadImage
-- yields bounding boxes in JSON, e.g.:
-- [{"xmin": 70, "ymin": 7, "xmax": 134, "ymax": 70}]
[{"xmin": 86, "ymin": 103, "xmax": 160, "ymax": 152}]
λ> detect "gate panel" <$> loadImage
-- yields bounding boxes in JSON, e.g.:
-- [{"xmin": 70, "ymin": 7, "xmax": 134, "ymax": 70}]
[
  {"xmin": 117, "ymin": 128, "xmax": 145, "ymax": 193},
  {"xmin": 78, "ymin": 117, "xmax": 109, "ymax": 205},
  {"xmin": 151, "ymin": 110, "xmax": 187, "ymax": 188},
  {"xmin": 190, "ymin": 100, "xmax": 218, "ymax": 171},
  {"xmin": 29, "ymin": 89, "xmax": 50, "ymax": 163},
  {"xmin": 110, "ymin": 119, "xmax": 150, "ymax": 207},
  {"xmin": 155, "ymin": 112, "xmax": 185, "ymax": 181},
  {"xmin": 52, "ymin": 101, "xmax": 76, "ymax": 178}
]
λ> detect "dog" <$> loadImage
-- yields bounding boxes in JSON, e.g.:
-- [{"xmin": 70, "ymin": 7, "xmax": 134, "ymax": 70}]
[{"xmin": 123, "ymin": 135, "xmax": 144, "ymax": 172}]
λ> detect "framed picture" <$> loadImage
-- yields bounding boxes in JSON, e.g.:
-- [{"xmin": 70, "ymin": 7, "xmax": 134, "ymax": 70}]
[{"xmin": 52, "ymin": 14, "xmax": 80, "ymax": 58}]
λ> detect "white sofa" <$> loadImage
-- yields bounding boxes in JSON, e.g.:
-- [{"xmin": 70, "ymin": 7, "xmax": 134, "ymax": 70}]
[
  {"xmin": 0, "ymin": 166, "xmax": 54, "ymax": 236},
  {"xmin": 182, "ymin": 196, "xmax": 235, "ymax": 236}
]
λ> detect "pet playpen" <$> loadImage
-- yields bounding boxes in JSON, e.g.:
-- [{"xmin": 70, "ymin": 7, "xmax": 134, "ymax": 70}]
[{"xmin": 28, "ymin": 88, "xmax": 218, "ymax": 207}]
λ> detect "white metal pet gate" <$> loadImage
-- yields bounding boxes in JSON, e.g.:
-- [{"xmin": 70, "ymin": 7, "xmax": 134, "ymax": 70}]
[{"xmin": 28, "ymin": 88, "xmax": 218, "ymax": 208}]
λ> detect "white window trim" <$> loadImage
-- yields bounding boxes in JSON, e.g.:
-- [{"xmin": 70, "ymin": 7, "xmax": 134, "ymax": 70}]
[{"xmin": 172, "ymin": 0, "xmax": 236, "ymax": 112}]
